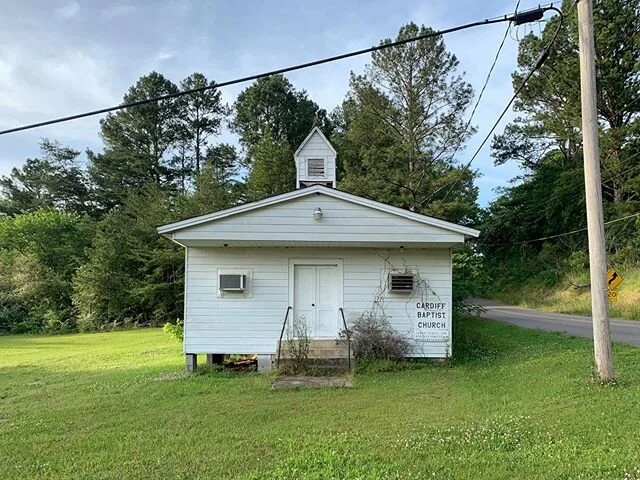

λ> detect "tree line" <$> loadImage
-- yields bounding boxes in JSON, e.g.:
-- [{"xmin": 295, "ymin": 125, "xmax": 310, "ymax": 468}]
[
  {"xmin": 0, "ymin": 23, "xmax": 479, "ymax": 334},
  {"xmin": 479, "ymin": 0, "xmax": 640, "ymax": 291},
  {"xmin": 2, "ymin": 0, "xmax": 637, "ymax": 334}
]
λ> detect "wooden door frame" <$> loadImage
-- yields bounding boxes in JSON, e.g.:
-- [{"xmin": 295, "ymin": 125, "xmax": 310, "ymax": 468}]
[{"xmin": 288, "ymin": 258, "xmax": 344, "ymax": 337}]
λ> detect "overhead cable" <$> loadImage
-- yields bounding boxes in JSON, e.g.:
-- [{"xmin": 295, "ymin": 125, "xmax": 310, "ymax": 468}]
[
  {"xmin": 482, "ymin": 212, "xmax": 640, "ymax": 247},
  {"xmin": 418, "ymin": 0, "xmax": 522, "ymax": 208},
  {"xmin": 431, "ymin": 6, "xmax": 564, "ymax": 205},
  {"xmin": 0, "ymin": 5, "xmax": 560, "ymax": 136}
]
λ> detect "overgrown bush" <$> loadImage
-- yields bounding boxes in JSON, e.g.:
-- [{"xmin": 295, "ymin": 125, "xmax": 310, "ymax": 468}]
[
  {"xmin": 73, "ymin": 192, "xmax": 184, "ymax": 332},
  {"xmin": 348, "ymin": 313, "xmax": 412, "ymax": 360},
  {"xmin": 279, "ymin": 321, "xmax": 311, "ymax": 374},
  {"xmin": 452, "ymin": 247, "xmax": 488, "ymax": 315},
  {"xmin": 0, "ymin": 300, "xmax": 33, "ymax": 334},
  {"xmin": 163, "ymin": 319, "xmax": 184, "ymax": 342}
]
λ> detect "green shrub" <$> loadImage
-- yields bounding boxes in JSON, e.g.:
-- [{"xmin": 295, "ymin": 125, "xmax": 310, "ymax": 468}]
[
  {"xmin": 0, "ymin": 301, "xmax": 35, "ymax": 334},
  {"xmin": 348, "ymin": 314, "xmax": 412, "ymax": 361},
  {"xmin": 281, "ymin": 321, "xmax": 311, "ymax": 374},
  {"xmin": 163, "ymin": 320, "xmax": 184, "ymax": 342}
]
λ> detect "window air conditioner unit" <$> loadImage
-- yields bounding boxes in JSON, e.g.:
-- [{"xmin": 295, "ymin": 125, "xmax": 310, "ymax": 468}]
[
  {"xmin": 219, "ymin": 274, "xmax": 246, "ymax": 292},
  {"xmin": 389, "ymin": 274, "xmax": 414, "ymax": 293}
]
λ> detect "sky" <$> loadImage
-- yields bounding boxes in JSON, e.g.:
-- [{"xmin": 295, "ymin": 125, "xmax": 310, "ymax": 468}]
[{"xmin": 0, "ymin": 0, "xmax": 552, "ymax": 206}]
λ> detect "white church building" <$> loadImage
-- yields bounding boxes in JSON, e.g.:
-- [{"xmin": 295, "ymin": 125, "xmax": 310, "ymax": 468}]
[{"xmin": 157, "ymin": 128, "xmax": 479, "ymax": 371}]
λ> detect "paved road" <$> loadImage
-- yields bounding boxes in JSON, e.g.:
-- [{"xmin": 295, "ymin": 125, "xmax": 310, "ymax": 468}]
[{"xmin": 472, "ymin": 298, "xmax": 640, "ymax": 347}]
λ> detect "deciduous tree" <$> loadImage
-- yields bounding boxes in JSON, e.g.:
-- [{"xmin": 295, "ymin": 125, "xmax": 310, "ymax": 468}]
[
  {"xmin": 244, "ymin": 132, "xmax": 295, "ymax": 200},
  {"xmin": 232, "ymin": 74, "xmax": 332, "ymax": 159}
]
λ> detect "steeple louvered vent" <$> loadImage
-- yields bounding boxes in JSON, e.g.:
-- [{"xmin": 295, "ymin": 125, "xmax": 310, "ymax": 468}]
[{"xmin": 307, "ymin": 158, "xmax": 325, "ymax": 178}]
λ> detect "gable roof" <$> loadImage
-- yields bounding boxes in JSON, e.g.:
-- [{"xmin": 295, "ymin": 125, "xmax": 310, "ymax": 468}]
[
  {"xmin": 157, "ymin": 185, "xmax": 480, "ymax": 238},
  {"xmin": 294, "ymin": 127, "xmax": 337, "ymax": 156}
]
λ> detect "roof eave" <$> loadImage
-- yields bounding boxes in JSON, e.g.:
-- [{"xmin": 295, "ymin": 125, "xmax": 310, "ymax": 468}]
[
  {"xmin": 156, "ymin": 184, "xmax": 482, "ymax": 238},
  {"xmin": 156, "ymin": 186, "xmax": 324, "ymax": 234}
]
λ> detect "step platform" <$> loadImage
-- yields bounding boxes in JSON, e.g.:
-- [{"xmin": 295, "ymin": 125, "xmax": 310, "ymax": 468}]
[{"xmin": 277, "ymin": 339, "xmax": 353, "ymax": 372}]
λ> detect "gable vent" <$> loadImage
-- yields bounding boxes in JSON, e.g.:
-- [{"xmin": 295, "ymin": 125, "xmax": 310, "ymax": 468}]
[
  {"xmin": 307, "ymin": 158, "xmax": 325, "ymax": 178},
  {"xmin": 389, "ymin": 274, "xmax": 414, "ymax": 293}
]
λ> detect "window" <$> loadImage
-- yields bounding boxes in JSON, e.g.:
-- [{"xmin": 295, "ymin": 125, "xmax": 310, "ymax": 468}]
[
  {"xmin": 388, "ymin": 274, "xmax": 414, "ymax": 293},
  {"xmin": 307, "ymin": 158, "xmax": 325, "ymax": 178}
]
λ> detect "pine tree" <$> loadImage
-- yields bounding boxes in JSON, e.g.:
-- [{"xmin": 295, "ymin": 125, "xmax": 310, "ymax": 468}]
[
  {"xmin": 89, "ymin": 72, "xmax": 181, "ymax": 210},
  {"xmin": 245, "ymin": 132, "xmax": 295, "ymax": 200},
  {"xmin": 0, "ymin": 140, "xmax": 92, "ymax": 216},
  {"xmin": 191, "ymin": 144, "xmax": 241, "ymax": 213},
  {"xmin": 177, "ymin": 73, "xmax": 226, "ymax": 176},
  {"xmin": 334, "ymin": 23, "xmax": 478, "ymax": 223}
]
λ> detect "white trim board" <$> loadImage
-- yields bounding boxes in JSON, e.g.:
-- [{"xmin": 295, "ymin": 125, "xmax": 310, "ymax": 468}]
[{"xmin": 157, "ymin": 185, "xmax": 480, "ymax": 239}]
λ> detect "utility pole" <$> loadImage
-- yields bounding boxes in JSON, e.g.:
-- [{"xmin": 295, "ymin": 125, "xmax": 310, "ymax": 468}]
[{"xmin": 577, "ymin": 0, "xmax": 614, "ymax": 381}]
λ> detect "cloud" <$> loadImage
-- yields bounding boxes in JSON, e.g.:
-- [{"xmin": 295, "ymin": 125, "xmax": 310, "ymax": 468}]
[
  {"xmin": 100, "ymin": 4, "xmax": 138, "ymax": 21},
  {"xmin": 155, "ymin": 51, "xmax": 175, "ymax": 62},
  {"xmin": 0, "ymin": 0, "xmax": 529, "ymax": 205},
  {"xmin": 55, "ymin": 1, "xmax": 80, "ymax": 19},
  {"xmin": 0, "ymin": 44, "xmax": 120, "ymax": 142}
]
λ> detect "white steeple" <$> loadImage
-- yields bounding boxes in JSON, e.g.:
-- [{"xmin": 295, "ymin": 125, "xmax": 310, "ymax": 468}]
[{"xmin": 294, "ymin": 127, "xmax": 337, "ymax": 189}]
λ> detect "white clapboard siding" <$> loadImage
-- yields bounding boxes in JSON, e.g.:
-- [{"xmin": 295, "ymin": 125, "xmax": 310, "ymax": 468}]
[
  {"xmin": 184, "ymin": 247, "xmax": 452, "ymax": 358},
  {"xmin": 174, "ymin": 194, "xmax": 465, "ymax": 245}
]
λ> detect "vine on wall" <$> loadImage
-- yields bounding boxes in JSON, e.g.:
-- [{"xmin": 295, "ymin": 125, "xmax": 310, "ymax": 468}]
[{"xmin": 342, "ymin": 249, "xmax": 449, "ymax": 359}]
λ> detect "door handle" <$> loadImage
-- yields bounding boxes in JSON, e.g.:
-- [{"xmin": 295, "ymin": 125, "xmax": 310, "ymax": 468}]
[{"xmin": 312, "ymin": 303, "xmax": 315, "ymax": 307}]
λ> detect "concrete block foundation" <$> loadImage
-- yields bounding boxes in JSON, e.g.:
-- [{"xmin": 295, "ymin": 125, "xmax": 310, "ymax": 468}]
[
  {"xmin": 186, "ymin": 353, "xmax": 197, "ymax": 373},
  {"xmin": 257, "ymin": 354, "xmax": 273, "ymax": 373}
]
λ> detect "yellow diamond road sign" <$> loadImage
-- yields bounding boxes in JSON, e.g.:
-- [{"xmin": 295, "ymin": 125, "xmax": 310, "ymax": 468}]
[{"xmin": 607, "ymin": 268, "xmax": 623, "ymax": 290}]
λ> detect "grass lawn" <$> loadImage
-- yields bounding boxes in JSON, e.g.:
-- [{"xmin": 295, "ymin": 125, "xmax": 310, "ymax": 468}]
[{"xmin": 2, "ymin": 318, "xmax": 640, "ymax": 479}]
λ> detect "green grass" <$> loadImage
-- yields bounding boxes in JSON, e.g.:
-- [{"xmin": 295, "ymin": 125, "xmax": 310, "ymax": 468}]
[
  {"xmin": 2, "ymin": 320, "xmax": 640, "ymax": 479},
  {"xmin": 491, "ymin": 268, "xmax": 640, "ymax": 320}
]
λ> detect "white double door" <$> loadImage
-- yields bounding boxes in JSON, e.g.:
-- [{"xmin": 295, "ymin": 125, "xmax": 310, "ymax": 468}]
[{"xmin": 293, "ymin": 265, "xmax": 339, "ymax": 338}]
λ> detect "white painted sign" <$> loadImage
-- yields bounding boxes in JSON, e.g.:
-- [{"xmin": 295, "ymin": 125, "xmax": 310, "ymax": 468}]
[{"xmin": 414, "ymin": 301, "xmax": 448, "ymax": 341}]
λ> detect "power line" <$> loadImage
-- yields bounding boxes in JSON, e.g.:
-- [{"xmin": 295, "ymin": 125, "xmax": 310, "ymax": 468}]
[
  {"xmin": 519, "ymin": 138, "xmax": 640, "ymax": 212},
  {"xmin": 603, "ymin": 161, "xmax": 640, "ymax": 184},
  {"xmin": 426, "ymin": 6, "xmax": 564, "ymax": 206},
  {"xmin": 482, "ymin": 212, "xmax": 640, "ymax": 247},
  {"xmin": 496, "ymin": 0, "xmax": 638, "ymax": 212},
  {"xmin": 0, "ymin": 5, "xmax": 557, "ymax": 137},
  {"xmin": 415, "ymin": 0, "xmax": 521, "ymax": 209}
]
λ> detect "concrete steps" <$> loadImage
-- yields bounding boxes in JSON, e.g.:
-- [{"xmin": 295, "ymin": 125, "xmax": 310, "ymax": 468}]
[
  {"xmin": 277, "ymin": 339, "xmax": 352, "ymax": 372},
  {"xmin": 278, "ymin": 339, "xmax": 352, "ymax": 359}
]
